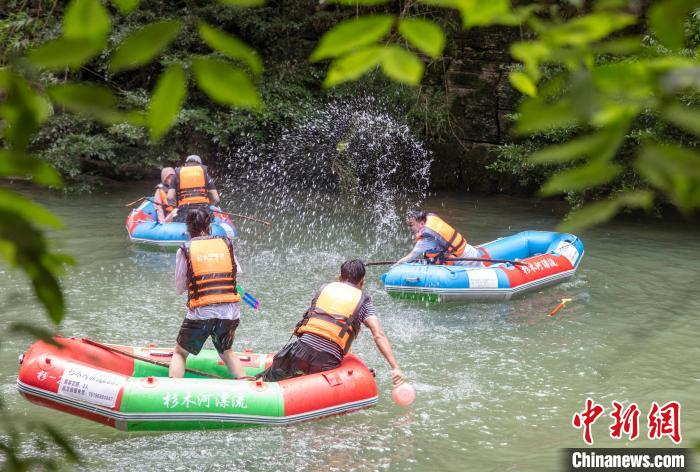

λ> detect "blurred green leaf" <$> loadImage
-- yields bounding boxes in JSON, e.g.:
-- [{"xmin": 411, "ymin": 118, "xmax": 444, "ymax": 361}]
[
  {"xmin": 10, "ymin": 323, "xmax": 60, "ymax": 347},
  {"xmin": 594, "ymin": 0, "xmax": 628, "ymax": 10},
  {"xmin": 110, "ymin": 20, "xmax": 182, "ymax": 73},
  {"xmin": 592, "ymin": 36, "xmax": 643, "ymax": 55},
  {"xmin": 530, "ymin": 124, "xmax": 628, "ymax": 164},
  {"xmin": 0, "ymin": 72, "xmax": 51, "ymax": 151},
  {"xmin": 63, "ymin": 0, "xmax": 111, "ymax": 42},
  {"xmin": 662, "ymin": 103, "xmax": 700, "ymax": 136},
  {"xmin": 191, "ymin": 58, "xmax": 261, "ymax": 109},
  {"xmin": 636, "ymin": 143, "xmax": 700, "ymax": 210},
  {"xmin": 557, "ymin": 191, "xmax": 653, "ymax": 232},
  {"xmin": 543, "ymin": 12, "xmax": 636, "ymax": 46},
  {"xmin": 311, "ymin": 15, "xmax": 394, "ymax": 61},
  {"xmin": 0, "ymin": 190, "xmax": 63, "ymax": 229},
  {"xmin": 0, "ymin": 151, "xmax": 63, "ymax": 187},
  {"xmin": 324, "ymin": 46, "xmax": 384, "ymax": 87},
  {"xmin": 398, "ymin": 18, "xmax": 445, "ymax": 59},
  {"xmin": 112, "ymin": 0, "xmax": 140, "ymax": 14},
  {"xmin": 515, "ymin": 98, "xmax": 580, "ymax": 134},
  {"xmin": 456, "ymin": 0, "xmax": 511, "ymax": 27},
  {"xmin": 509, "ymin": 71, "xmax": 537, "ymax": 97},
  {"xmin": 541, "ymin": 160, "xmax": 623, "ymax": 196},
  {"xmin": 510, "ymin": 41, "xmax": 550, "ymax": 81},
  {"xmin": 48, "ymin": 83, "xmax": 117, "ymax": 121},
  {"xmin": 649, "ymin": 0, "xmax": 698, "ymax": 50},
  {"xmin": 218, "ymin": 0, "xmax": 265, "ymax": 5},
  {"xmin": 26, "ymin": 38, "xmax": 101, "ymax": 70},
  {"xmin": 198, "ymin": 22, "xmax": 263, "ymax": 76},
  {"xmin": 381, "ymin": 46, "xmax": 424, "ymax": 85},
  {"xmin": 148, "ymin": 64, "xmax": 187, "ymax": 141},
  {"xmin": 0, "ymin": 207, "xmax": 70, "ymax": 324}
]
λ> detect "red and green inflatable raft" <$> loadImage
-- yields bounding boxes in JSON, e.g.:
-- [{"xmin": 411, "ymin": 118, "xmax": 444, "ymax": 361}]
[{"xmin": 17, "ymin": 337, "xmax": 378, "ymax": 431}]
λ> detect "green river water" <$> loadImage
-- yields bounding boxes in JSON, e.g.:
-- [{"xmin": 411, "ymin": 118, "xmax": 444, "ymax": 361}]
[{"xmin": 1, "ymin": 183, "xmax": 699, "ymax": 471}]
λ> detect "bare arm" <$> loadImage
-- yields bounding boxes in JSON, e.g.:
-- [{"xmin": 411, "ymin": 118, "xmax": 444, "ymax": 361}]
[
  {"xmin": 208, "ymin": 189, "xmax": 220, "ymax": 205},
  {"xmin": 364, "ymin": 316, "xmax": 404, "ymax": 386},
  {"xmin": 175, "ymin": 249, "xmax": 188, "ymax": 295},
  {"xmin": 154, "ymin": 189, "xmax": 165, "ymax": 223},
  {"xmin": 166, "ymin": 188, "xmax": 177, "ymax": 206}
]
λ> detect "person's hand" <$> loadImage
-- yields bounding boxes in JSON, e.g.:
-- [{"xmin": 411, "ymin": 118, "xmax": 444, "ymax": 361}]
[{"xmin": 390, "ymin": 368, "xmax": 404, "ymax": 386}]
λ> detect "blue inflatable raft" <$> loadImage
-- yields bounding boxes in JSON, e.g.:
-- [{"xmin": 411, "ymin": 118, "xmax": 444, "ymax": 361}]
[
  {"xmin": 381, "ymin": 231, "xmax": 584, "ymax": 302},
  {"xmin": 125, "ymin": 199, "xmax": 238, "ymax": 248}
]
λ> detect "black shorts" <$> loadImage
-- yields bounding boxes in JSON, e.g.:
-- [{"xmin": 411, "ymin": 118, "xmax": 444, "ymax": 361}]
[
  {"xmin": 260, "ymin": 340, "xmax": 341, "ymax": 382},
  {"xmin": 173, "ymin": 203, "xmax": 210, "ymax": 223},
  {"xmin": 176, "ymin": 318, "xmax": 239, "ymax": 355}
]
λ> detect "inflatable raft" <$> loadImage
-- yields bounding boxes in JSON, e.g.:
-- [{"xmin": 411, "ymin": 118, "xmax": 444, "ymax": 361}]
[
  {"xmin": 381, "ymin": 231, "xmax": 584, "ymax": 302},
  {"xmin": 125, "ymin": 199, "xmax": 238, "ymax": 247},
  {"xmin": 17, "ymin": 337, "xmax": 378, "ymax": 431}
]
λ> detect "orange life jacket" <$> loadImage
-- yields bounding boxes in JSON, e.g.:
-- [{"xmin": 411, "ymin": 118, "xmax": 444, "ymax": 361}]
[
  {"xmin": 176, "ymin": 165, "xmax": 210, "ymax": 206},
  {"xmin": 182, "ymin": 237, "xmax": 241, "ymax": 309},
  {"xmin": 418, "ymin": 213, "xmax": 467, "ymax": 258},
  {"xmin": 294, "ymin": 282, "xmax": 368, "ymax": 354},
  {"xmin": 156, "ymin": 184, "xmax": 175, "ymax": 215}
]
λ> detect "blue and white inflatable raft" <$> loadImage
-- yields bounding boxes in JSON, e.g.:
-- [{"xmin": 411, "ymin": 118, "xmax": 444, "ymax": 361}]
[
  {"xmin": 125, "ymin": 199, "xmax": 237, "ymax": 248},
  {"xmin": 381, "ymin": 231, "xmax": 584, "ymax": 302}
]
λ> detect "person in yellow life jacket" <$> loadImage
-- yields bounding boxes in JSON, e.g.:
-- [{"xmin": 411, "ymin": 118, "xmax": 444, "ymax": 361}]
[
  {"xmin": 395, "ymin": 210, "xmax": 483, "ymax": 267},
  {"xmin": 260, "ymin": 260, "xmax": 405, "ymax": 386},
  {"xmin": 169, "ymin": 207, "xmax": 249, "ymax": 380},
  {"xmin": 166, "ymin": 154, "xmax": 221, "ymax": 223},
  {"xmin": 154, "ymin": 167, "xmax": 176, "ymax": 223}
]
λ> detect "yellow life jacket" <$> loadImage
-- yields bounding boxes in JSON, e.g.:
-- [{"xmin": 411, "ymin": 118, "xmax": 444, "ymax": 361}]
[
  {"xmin": 418, "ymin": 213, "xmax": 467, "ymax": 257},
  {"xmin": 176, "ymin": 165, "xmax": 210, "ymax": 206},
  {"xmin": 183, "ymin": 237, "xmax": 241, "ymax": 309},
  {"xmin": 156, "ymin": 184, "xmax": 175, "ymax": 215},
  {"xmin": 294, "ymin": 282, "xmax": 368, "ymax": 354}
]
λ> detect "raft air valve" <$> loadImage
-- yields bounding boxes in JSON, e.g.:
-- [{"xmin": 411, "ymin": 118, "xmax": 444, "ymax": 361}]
[{"xmin": 18, "ymin": 353, "xmax": 24, "ymax": 365}]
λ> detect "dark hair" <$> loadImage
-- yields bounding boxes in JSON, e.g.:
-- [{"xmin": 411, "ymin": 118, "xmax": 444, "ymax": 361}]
[
  {"xmin": 407, "ymin": 210, "xmax": 427, "ymax": 223},
  {"xmin": 186, "ymin": 208, "xmax": 211, "ymax": 237},
  {"xmin": 340, "ymin": 259, "xmax": 366, "ymax": 285}
]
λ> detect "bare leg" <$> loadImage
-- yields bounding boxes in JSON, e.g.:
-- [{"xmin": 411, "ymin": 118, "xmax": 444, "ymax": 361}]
[
  {"xmin": 221, "ymin": 349, "xmax": 246, "ymax": 378},
  {"xmin": 169, "ymin": 344, "xmax": 189, "ymax": 378}
]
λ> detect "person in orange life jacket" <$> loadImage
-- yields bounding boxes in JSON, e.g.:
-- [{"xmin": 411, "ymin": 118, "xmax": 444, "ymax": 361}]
[
  {"xmin": 166, "ymin": 154, "xmax": 220, "ymax": 223},
  {"xmin": 169, "ymin": 207, "xmax": 248, "ymax": 379},
  {"xmin": 260, "ymin": 260, "xmax": 405, "ymax": 386},
  {"xmin": 395, "ymin": 210, "xmax": 483, "ymax": 267},
  {"xmin": 154, "ymin": 167, "xmax": 176, "ymax": 223}
]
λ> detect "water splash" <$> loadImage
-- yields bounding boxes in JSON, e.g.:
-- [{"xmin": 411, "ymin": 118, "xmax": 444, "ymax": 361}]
[{"xmin": 220, "ymin": 97, "xmax": 432, "ymax": 258}]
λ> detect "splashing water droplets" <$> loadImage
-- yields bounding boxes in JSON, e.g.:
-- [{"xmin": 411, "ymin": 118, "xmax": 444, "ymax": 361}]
[{"xmin": 220, "ymin": 97, "xmax": 432, "ymax": 259}]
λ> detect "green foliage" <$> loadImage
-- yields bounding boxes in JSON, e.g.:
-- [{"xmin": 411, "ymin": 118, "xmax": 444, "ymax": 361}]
[
  {"xmin": 148, "ymin": 64, "xmax": 187, "ymax": 141},
  {"xmin": 191, "ymin": 57, "xmax": 261, "ymax": 109},
  {"xmin": 110, "ymin": 20, "xmax": 182, "ymax": 72},
  {"xmin": 398, "ymin": 18, "xmax": 446, "ymax": 59}
]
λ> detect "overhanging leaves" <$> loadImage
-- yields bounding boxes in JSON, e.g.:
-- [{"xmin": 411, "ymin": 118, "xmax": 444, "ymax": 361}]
[
  {"xmin": 381, "ymin": 46, "xmax": 424, "ymax": 85},
  {"xmin": 540, "ymin": 160, "xmax": 623, "ymax": 196},
  {"xmin": 110, "ymin": 20, "xmax": 182, "ymax": 73},
  {"xmin": 148, "ymin": 64, "xmax": 187, "ymax": 141},
  {"xmin": 649, "ymin": 0, "xmax": 698, "ymax": 50},
  {"xmin": 63, "ymin": 0, "xmax": 111, "ymax": 42},
  {"xmin": 198, "ymin": 22, "xmax": 263, "ymax": 76},
  {"xmin": 324, "ymin": 46, "xmax": 385, "ymax": 87},
  {"xmin": 27, "ymin": 38, "xmax": 102, "ymax": 70},
  {"xmin": 191, "ymin": 58, "xmax": 261, "ymax": 109},
  {"xmin": 112, "ymin": 0, "xmax": 140, "ymax": 14},
  {"xmin": 398, "ymin": 18, "xmax": 445, "ymax": 59},
  {"xmin": 557, "ymin": 191, "xmax": 654, "ymax": 232},
  {"xmin": 311, "ymin": 15, "xmax": 394, "ymax": 61}
]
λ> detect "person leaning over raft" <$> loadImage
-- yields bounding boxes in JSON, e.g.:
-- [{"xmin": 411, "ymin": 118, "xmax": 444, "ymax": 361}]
[
  {"xmin": 166, "ymin": 154, "xmax": 220, "ymax": 223},
  {"xmin": 260, "ymin": 260, "xmax": 405, "ymax": 386},
  {"xmin": 169, "ymin": 208, "xmax": 248, "ymax": 379},
  {"xmin": 395, "ymin": 210, "xmax": 483, "ymax": 267},
  {"xmin": 154, "ymin": 167, "xmax": 176, "ymax": 223}
]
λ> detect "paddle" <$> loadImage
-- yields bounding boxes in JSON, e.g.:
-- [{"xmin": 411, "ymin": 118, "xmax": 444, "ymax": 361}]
[
  {"xmin": 82, "ymin": 338, "xmax": 224, "ymax": 379},
  {"xmin": 366, "ymin": 257, "xmax": 527, "ymax": 266},
  {"xmin": 125, "ymin": 196, "xmax": 147, "ymax": 207}
]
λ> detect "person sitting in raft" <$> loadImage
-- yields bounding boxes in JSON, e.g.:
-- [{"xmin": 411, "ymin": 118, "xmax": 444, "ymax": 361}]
[
  {"xmin": 260, "ymin": 260, "xmax": 405, "ymax": 386},
  {"xmin": 395, "ymin": 210, "xmax": 482, "ymax": 267},
  {"xmin": 166, "ymin": 154, "xmax": 220, "ymax": 223},
  {"xmin": 154, "ymin": 167, "xmax": 176, "ymax": 223},
  {"xmin": 169, "ymin": 207, "xmax": 248, "ymax": 379}
]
